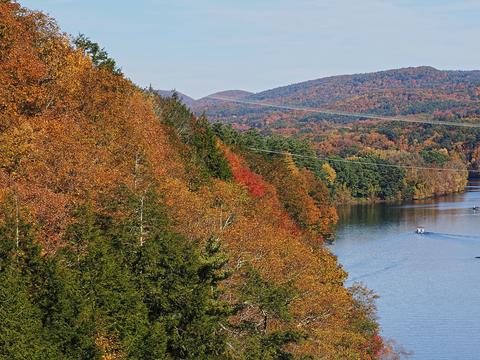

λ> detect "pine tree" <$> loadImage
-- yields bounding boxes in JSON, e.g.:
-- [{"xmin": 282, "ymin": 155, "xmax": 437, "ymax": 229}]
[
  {"xmin": 68, "ymin": 210, "xmax": 150, "ymax": 359},
  {"xmin": 0, "ymin": 211, "xmax": 54, "ymax": 358},
  {"xmin": 122, "ymin": 195, "xmax": 231, "ymax": 359},
  {"xmin": 65, "ymin": 190, "xmax": 232, "ymax": 359},
  {"xmin": 0, "ymin": 264, "xmax": 52, "ymax": 359}
]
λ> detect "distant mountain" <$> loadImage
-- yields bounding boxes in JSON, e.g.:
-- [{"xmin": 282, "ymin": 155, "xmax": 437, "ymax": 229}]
[
  {"xmin": 194, "ymin": 66, "xmax": 480, "ymax": 127},
  {"xmin": 194, "ymin": 90, "xmax": 253, "ymax": 109},
  {"xmin": 156, "ymin": 89, "xmax": 253, "ymax": 110},
  {"xmin": 156, "ymin": 90, "xmax": 197, "ymax": 108}
]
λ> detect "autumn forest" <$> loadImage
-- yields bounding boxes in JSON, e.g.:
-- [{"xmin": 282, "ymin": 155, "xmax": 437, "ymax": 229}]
[
  {"xmin": 0, "ymin": 2, "xmax": 394, "ymax": 359},
  {"xmin": 1, "ymin": 1, "xmax": 478, "ymax": 359}
]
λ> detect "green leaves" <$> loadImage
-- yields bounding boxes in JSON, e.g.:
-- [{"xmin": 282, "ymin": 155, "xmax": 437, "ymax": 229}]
[
  {"xmin": 329, "ymin": 155, "xmax": 405, "ymax": 200},
  {"xmin": 214, "ymin": 124, "xmax": 330, "ymax": 184},
  {"xmin": 0, "ymin": 212, "xmax": 98, "ymax": 359},
  {"xmin": 191, "ymin": 115, "xmax": 233, "ymax": 181},
  {"xmin": 73, "ymin": 34, "xmax": 122, "ymax": 75},
  {"xmin": 0, "ymin": 189, "xmax": 232, "ymax": 359},
  {"xmin": 70, "ymin": 189, "xmax": 232, "ymax": 359},
  {"xmin": 0, "ymin": 264, "xmax": 52, "ymax": 360},
  {"xmin": 420, "ymin": 149, "xmax": 450, "ymax": 165},
  {"xmin": 153, "ymin": 95, "xmax": 232, "ymax": 187}
]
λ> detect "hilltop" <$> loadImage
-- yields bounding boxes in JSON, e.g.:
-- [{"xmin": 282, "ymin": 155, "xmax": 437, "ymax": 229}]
[
  {"xmin": 194, "ymin": 89, "xmax": 253, "ymax": 108},
  {"xmin": 155, "ymin": 89, "xmax": 196, "ymax": 108},
  {"xmin": 193, "ymin": 66, "xmax": 480, "ymax": 126},
  {"xmin": 156, "ymin": 89, "xmax": 253, "ymax": 110}
]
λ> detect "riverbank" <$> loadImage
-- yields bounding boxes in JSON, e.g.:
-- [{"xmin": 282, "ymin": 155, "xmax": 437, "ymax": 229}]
[
  {"xmin": 335, "ymin": 189, "xmax": 467, "ymax": 206},
  {"xmin": 334, "ymin": 176, "xmax": 469, "ymax": 206}
]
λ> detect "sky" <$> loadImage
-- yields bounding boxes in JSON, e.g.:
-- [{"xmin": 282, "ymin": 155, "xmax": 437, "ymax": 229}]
[{"xmin": 20, "ymin": 0, "xmax": 480, "ymax": 99}]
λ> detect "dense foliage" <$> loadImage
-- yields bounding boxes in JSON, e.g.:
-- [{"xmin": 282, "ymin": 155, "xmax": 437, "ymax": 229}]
[
  {"xmin": 214, "ymin": 125, "xmax": 417, "ymax": 204},
  {"xmin": 0, "ymin": 191, "xmax": 229, "ymax": 359},
  {"xmin": 214, "ymin": 125, "xmax": 338, "ymax": 240},
  {"xmin": 312, "ymin": 122, "xmax": 471, "ymax": 200},
  {"xmin": 0, "ymin": 2, "xmax": 389, "ymax": 359},
  {"xmin": 74, "ymin": 34, "xmax": 122, "ymax": 75},
  {"xmin": 192, "ymin": 67, "xmax": 478, "ymax": 201},
  {"xmin": 329, "ymin": 155, "xmax": 405, "ymax": 200}
]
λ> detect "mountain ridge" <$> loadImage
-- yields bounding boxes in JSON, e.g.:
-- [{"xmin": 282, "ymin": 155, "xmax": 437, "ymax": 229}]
[
  {"xmin": 189, "ymin": 66, "xmax": 480, "ymax": 127},
  {"xmin": 158, "ymin": 66, "xmax": 480, "ymax": 125},
  {"xmin": 155, "ymin": 89, "xmax": 197, "ymax": 108},
  {"xmin": 156, "ymin": 89, "xmax": 253, "ymax": 109}
]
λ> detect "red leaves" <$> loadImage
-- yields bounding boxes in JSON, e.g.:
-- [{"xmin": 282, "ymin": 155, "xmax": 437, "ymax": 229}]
[
  {"xmin": 234, "ymin": 166, "xmax": 266, "ymax": 197},
  {"xmin": 222, "ymin": 146, "xmax": 266, "ymax": 198}
]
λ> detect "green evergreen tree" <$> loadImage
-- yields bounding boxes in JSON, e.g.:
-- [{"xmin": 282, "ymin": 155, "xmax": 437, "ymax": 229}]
[
  {"xmin": 191, "ymin": 115, "xmax": 232, "ymax": 181},
  {"xmin": 235, "ymin": 268, "xmax": 303, "ymax": 360},
  {"xmin": 0, "ymin": 210, "xmax": 55, "ymax": 359},
  {"xmin": 73, "ymin": 34, "xmax": 122, "ymax": 75},
  {"xmin": 0, "ymin": 266, "xmax": 53, "ymax": 359},
  {"xmin": 116, "ymin": 191, "xmax": 231, "ymax": 359},
  {"xmin": 67, "ymin": 208, "xmax": 151, "ymax": 359},
  {"xmin": 67, "ymin": 189, "xmax": 232, "ymax": 359},
  {"xmin": 153, "ymin": 95, "xmax": 232, "ymax": 186}
]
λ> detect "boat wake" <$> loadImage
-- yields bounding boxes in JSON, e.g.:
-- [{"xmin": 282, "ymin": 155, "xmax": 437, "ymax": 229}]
[
  {"xmin": 347, "ymin": 258, "xmax": 408, "ymax": 283},
  {"xmin": 424, "ymin": 232, "xmax": 480, "ymax": 241}
]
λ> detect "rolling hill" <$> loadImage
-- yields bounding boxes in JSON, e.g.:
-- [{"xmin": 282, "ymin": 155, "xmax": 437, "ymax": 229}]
[
  {"xmin": 156, "ymin": 89, "xmax": 253, "ymax": 110},
  {"xmin": 156, "ymin": 89, "xmax": 197, "ymax": 108},
  {"xmin": 193, "ymin": 66, "xmax": 480, "ymax": 127},
  {"xmin": 185, "ymin": 67, "xmax": 480, "ymax": 198},
  {"xmin": 194, "ymin": 89, "xmax": 253, "ymax": 108}
]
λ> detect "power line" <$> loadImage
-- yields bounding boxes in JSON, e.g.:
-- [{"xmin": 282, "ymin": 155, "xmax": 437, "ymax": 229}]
[
  {"xmin": 207, "ymin": 95, "xmax": 480, "ymax": 172},
  {"xmin": 246, "ymin": 147, "xmax": 479, "ymax": 174},
  {"xmin": 207, "ymin": 96, "xmax": 480, "ymax": 129}
]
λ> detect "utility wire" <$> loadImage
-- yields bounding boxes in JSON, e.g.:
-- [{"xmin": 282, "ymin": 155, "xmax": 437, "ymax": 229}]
[
  {"xmin": 207, "ymin": 96, "xmax": 480, "ymax": 129},
  {"xmin": 207, "ymin": 96, "xmax": 480, "ymax": 172},
  {"xmin": 246, "ymin": 147, "xmax": 479, "ymax": 174}
]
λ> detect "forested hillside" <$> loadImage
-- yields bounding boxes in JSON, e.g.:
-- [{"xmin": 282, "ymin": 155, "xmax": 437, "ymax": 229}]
[
  {"xmin": 191, "ymin": 67, "xmax": 480, "ymax": 202},
  {"xmin": 0, "ymin": 2, "xmax": 394, "ymax": 359},
  {"xmin": 195, "ymin": 66, "xmax": 480, "ymax": 126}
]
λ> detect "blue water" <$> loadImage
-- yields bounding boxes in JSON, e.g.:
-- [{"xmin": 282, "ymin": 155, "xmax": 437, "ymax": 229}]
[{"xmin": 331, "ymin": 180, "xmax": 480, "ymax": 359}]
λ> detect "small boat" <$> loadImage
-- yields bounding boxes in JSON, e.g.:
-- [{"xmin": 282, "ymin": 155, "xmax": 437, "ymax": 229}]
[
  {"xmin": 473, "ymin": 206, "xmax": 480, "ymax": 211},
  {"xmin": 416, "ymin": 226, "xmax": 425, "ymax": 234}
]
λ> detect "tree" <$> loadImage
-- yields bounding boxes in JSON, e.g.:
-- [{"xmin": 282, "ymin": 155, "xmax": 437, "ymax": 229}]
[
  {"xmin": 0, "ymin": 2, "xmax": 388, "ymax": 357},
  {"xmin": 66, "ymin": 189, "xmax": 232, "ymax": 359},
  {"xmin": 153, "ymin": 95, "xmax": 232, "ymax": 186},
  {"xmin": 234, "ymin": 267, "xmax": 302, "ymax": 360},
  {"xmin": 0, "ymin": 207, "xmax": 97, "ymax": 359},
  {"xmin": 0, "ymin": 264, "xmax": 52, "ymax": 359},
  {"xmin": 115, "ymin": 191, "xmax": 231, "ymax": 359},
  {"xmin": 73, "ymin": 34, "xmax": 121, "ymax": 75}
]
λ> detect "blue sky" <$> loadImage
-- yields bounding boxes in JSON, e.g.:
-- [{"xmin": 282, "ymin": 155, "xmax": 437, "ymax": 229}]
[{"xmin": 21, "ymin": 0, "xmax": 480, "ymax": 98}]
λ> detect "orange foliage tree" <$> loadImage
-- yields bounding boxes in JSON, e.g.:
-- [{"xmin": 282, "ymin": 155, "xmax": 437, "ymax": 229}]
[{"xmin": 0, "ymin": 2, "xmax": 385, "ymax": 358}]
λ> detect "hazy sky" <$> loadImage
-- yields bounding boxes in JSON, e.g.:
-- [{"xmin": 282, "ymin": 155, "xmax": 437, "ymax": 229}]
[{"xmin": 21, "ymin": 0, "xmax": 480, "ymax": 98}]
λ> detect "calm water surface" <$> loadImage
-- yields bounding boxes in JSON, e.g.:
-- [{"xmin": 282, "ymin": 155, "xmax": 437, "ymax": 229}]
[{"xmin": 331, "ymin": 180, "xmax": 480, "ymax": 359}]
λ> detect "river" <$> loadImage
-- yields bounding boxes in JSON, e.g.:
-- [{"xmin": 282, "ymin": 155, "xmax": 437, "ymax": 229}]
[{"xmin": 330, "ymin": 180, "xmax": 480, "ymax": 359}]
